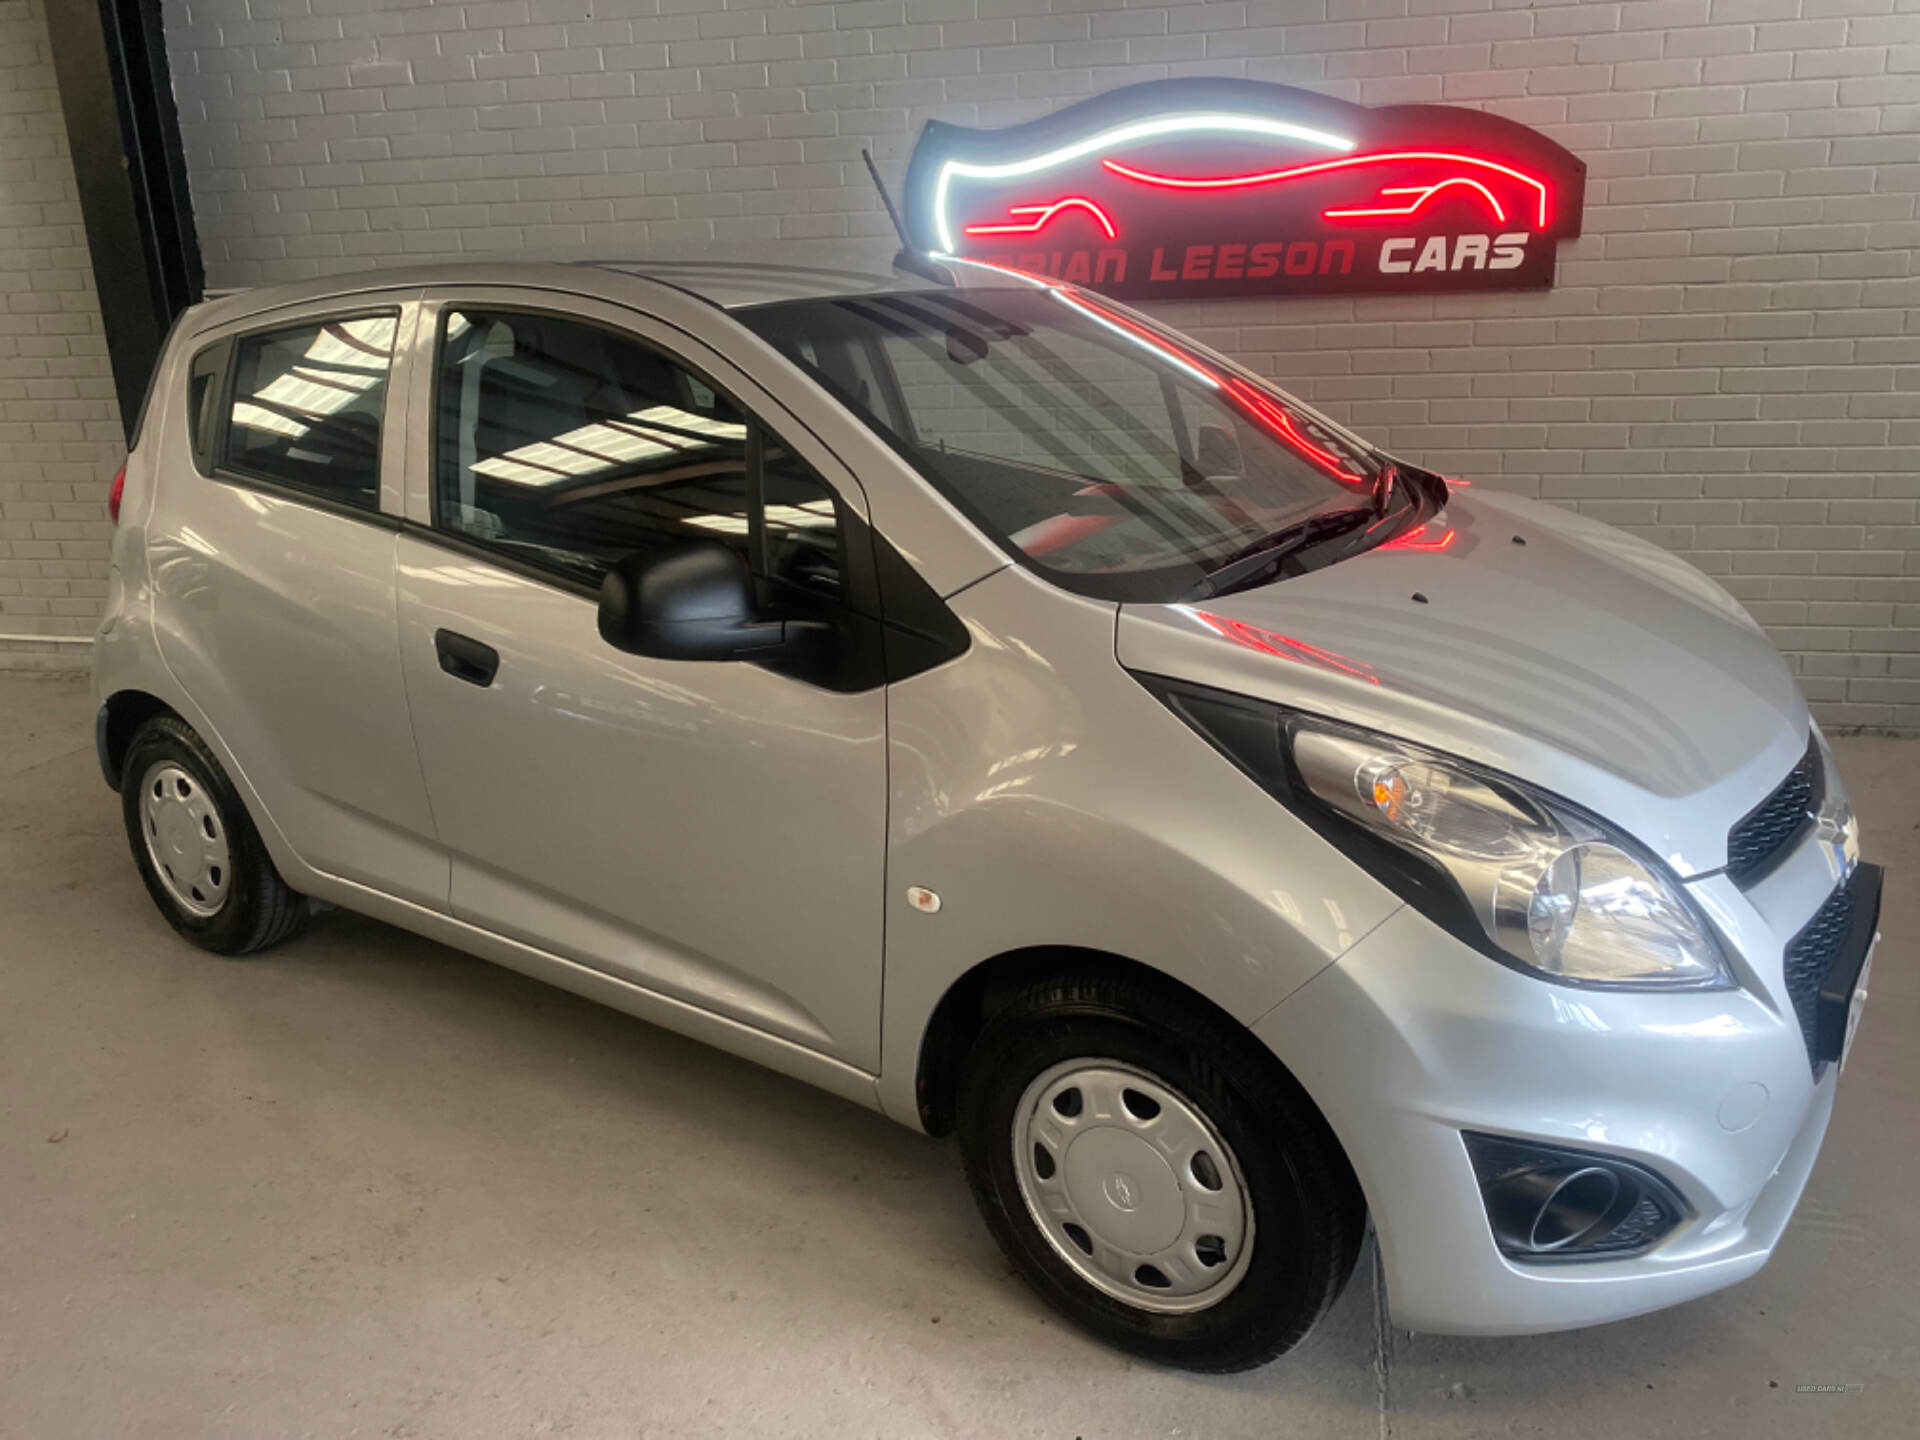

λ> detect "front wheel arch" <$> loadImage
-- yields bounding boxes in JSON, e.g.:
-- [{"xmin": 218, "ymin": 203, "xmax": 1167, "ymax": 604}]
[{"xmin": 912, "ymin": 947, "xmax": 1348, "ymax": 1161}]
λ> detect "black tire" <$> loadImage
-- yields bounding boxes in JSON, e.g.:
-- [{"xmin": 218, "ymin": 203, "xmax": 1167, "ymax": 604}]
[
  {"xmin": 957, "ymin": 972, "xmax": 1365, "ymax": 1372},
  {"xmin": 120, "ymin": 714, "xmax": 309, "ymax": 956}
]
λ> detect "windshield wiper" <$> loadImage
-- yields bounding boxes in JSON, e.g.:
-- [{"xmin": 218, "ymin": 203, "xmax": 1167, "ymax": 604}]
[{"xmin": 1178, "ymin": 505, "xmax": 1379, "ymax": 601}]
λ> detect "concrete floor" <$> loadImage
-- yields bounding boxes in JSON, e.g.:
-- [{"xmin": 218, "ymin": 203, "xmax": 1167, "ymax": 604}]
[{"xmin": 1, "ymin": 672, "xmax": 1914, "ymax": 1438}]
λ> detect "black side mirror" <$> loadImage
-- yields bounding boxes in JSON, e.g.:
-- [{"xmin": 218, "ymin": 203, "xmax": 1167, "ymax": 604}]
[{"xmin": 598, "ymin": 542, "xmax": 796, "ymax": 662}]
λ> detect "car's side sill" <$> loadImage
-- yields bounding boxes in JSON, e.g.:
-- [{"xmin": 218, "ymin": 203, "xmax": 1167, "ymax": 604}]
[{"xmin": 301, "ymin": 869, "xmax": 888, "ymax": 1118}]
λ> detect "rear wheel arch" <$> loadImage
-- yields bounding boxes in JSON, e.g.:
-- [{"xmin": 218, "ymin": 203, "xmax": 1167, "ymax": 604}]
[{"xmin": 100, "ymin": 689, "xmax": 178, "ymax": 791}]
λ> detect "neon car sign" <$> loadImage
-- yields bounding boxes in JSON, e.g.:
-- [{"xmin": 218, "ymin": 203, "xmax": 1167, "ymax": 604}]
[{"xmin": 902, "ymin": 79, "xmax": 1586, "ymax": 299}]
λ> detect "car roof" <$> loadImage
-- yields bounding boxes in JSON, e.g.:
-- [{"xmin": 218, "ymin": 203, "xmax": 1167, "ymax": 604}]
[
  {"xmin": 186, "ymin": 250, "xmax": 994, "ymax": 335},
  {"xmin": 583, "ymin": 258, "xmax": 936, "ymax": 308}
]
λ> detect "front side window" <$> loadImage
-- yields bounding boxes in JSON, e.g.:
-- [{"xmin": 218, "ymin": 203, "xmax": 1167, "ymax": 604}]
[
  {"xmin": 738, "ymin": 287, "xmax": 1427, "ymax": 603},
  {"xmin": 223, "ymin": 313, "xmax": 396, "ymax": 508},
  {"xmin": 434, "ymin": 308, "xmax": 842, "ymax": 598}
]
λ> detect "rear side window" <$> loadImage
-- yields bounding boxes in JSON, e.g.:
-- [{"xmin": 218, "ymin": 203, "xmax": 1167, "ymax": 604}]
[
  {"xmin": 433, "ymin": 307, "xmax": 843, "ymax": 597},
  {"xmin": 222, "ymin": 312, "xmax": 397, "ymax": 509}
]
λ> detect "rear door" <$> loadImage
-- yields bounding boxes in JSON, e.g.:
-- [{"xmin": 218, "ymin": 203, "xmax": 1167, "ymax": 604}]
[
  {"xmin": 391, "ymin": 289, "xmax": 889, "ymax": 1069},
  {"xmin": 147, "ymin": 295, "xmax": 446, "ymax": 904}
]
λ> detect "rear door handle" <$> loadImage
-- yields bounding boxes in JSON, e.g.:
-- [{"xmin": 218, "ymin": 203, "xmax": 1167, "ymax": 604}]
[{"xmin": 434, "ymin": 629, "xmax": 499, "ymax": 687}]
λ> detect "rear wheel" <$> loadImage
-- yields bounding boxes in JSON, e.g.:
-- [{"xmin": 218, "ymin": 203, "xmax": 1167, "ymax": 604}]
[
  {"xmin": 957, "ymin": 973, "xmax": 1364, "ymax": 1371},
  {"xmin": 121, "ymin": 715, "xmax": 308, "ymax": 955}
]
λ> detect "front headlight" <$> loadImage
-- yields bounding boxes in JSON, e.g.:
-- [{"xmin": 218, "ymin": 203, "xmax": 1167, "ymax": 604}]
[
  {"xmin": 1147, "ymin": 680, "xmax": 1733, "ymax": 990},
  {"xmin": 1289, "ymin": 726, "xmax": 1730, "ymax": 987}
]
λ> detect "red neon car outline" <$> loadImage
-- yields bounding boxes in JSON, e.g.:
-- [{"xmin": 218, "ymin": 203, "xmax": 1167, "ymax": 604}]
[
  {"xmin": 1325, "ymin": 177, "xmax": 1506, "ymax": 225},
  {"xmin": 1101, "ymin": 151, "xmax": 1552, "ymax": 230},
  {"xmin": 963, "ymin": 196, "xmax": 1119, "ymax": 240}
]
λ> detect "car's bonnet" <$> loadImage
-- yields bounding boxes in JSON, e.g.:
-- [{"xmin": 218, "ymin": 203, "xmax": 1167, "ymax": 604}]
[{"xmin": 1114, "ymin": 486, "xmax": 1809, "ymax": 877}]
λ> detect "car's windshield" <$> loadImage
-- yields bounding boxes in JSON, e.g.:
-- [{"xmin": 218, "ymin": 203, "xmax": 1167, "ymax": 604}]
[{"xmin": 737, "ymin": 285, "xmax": 1424, "ymax": 602}]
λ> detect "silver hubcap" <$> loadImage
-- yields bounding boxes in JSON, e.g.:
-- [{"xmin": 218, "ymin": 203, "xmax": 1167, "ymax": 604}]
[
  {"xmin": 1013, "ymin": 1059, "xmax": 1254, "ymax": 1313},
  {"xmin": 139, "ymin": 761, "xmax": 231, "ymax": 918}
]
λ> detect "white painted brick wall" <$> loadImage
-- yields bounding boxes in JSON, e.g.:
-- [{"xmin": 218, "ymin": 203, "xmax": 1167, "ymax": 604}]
[
  {"xmin": 39, "ymin": 0, "xmax": 1920, "ymax": 724},
  {"xmin": 0, "ymin": 0, "xmax": 120, "ymax": 667}
]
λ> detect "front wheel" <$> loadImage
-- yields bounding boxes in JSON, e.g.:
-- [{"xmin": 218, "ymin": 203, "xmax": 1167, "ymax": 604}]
[{"xmin": 957, "ymin": 974, "xmax": 1365, "ymax": 1371}]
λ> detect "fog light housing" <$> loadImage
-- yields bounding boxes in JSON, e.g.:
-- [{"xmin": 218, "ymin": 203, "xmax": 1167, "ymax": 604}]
[{"xmin": 1463, "ymin": 1132, "xmax": 1687, "ymax": 1263}]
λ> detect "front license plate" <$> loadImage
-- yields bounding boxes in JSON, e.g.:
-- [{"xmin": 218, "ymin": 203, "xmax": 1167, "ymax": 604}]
[{"xmin": 1840, "ymin": 934, "xmax": 1878, "ymax": 1072}]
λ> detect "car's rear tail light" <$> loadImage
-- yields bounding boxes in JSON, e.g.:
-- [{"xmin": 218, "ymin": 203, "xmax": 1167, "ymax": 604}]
[{"xmin": 107, "ymin": 463, "xmax": 126, "ymax": 524}]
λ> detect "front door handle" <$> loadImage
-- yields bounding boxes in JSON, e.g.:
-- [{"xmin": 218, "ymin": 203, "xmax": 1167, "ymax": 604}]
[{"xmin": 434, "ymin": 629, "xmax": 499, "ymax": 687}]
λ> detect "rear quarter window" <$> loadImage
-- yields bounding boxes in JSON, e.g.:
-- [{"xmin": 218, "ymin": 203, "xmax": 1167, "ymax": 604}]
[{"xmin": 218, "ymin": 312, "xmax": 399, "ymax": 510}]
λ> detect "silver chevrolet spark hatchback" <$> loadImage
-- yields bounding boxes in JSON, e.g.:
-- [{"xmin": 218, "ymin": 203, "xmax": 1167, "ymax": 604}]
[{"xmin": 95, "ymin": 259, "xmax": 1879, "ymax": 1371}]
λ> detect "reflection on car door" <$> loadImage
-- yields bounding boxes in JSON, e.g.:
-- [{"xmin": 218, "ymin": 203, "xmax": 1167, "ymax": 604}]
[{"xmin": 393, "ymin": 294, "xmax": 887, "ymax": 1069}]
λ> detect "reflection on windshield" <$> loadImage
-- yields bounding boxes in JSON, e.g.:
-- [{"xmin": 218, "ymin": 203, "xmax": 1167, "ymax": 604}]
[
  {"xmin": 739, "ymin": 278, "xmax": 1414, "ymax": 603},
  {"xmin": 941, "ymin": 254, "xmax": 1374, "ymax": 485},
  {"xmin": 1219, "ymin": 377, "xmax": 1366, "ymax": 484}
]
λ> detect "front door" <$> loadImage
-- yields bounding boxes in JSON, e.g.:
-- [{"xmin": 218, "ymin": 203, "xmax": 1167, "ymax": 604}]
[{"xmin": 393, "ymin": 294, "xmax": 888, "ymax": 1069}]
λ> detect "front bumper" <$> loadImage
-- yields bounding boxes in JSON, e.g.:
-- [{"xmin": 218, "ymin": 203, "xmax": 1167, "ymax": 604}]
[{"xmin": 1256, "ymin": 852, "xmax": 1872, "ymax": 1335}]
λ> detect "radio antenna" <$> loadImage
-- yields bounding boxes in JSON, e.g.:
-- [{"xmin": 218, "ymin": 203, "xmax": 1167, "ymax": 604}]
[{"xmin": 863, "ymin": 148, "xmax": 950, "ymax": 285}]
